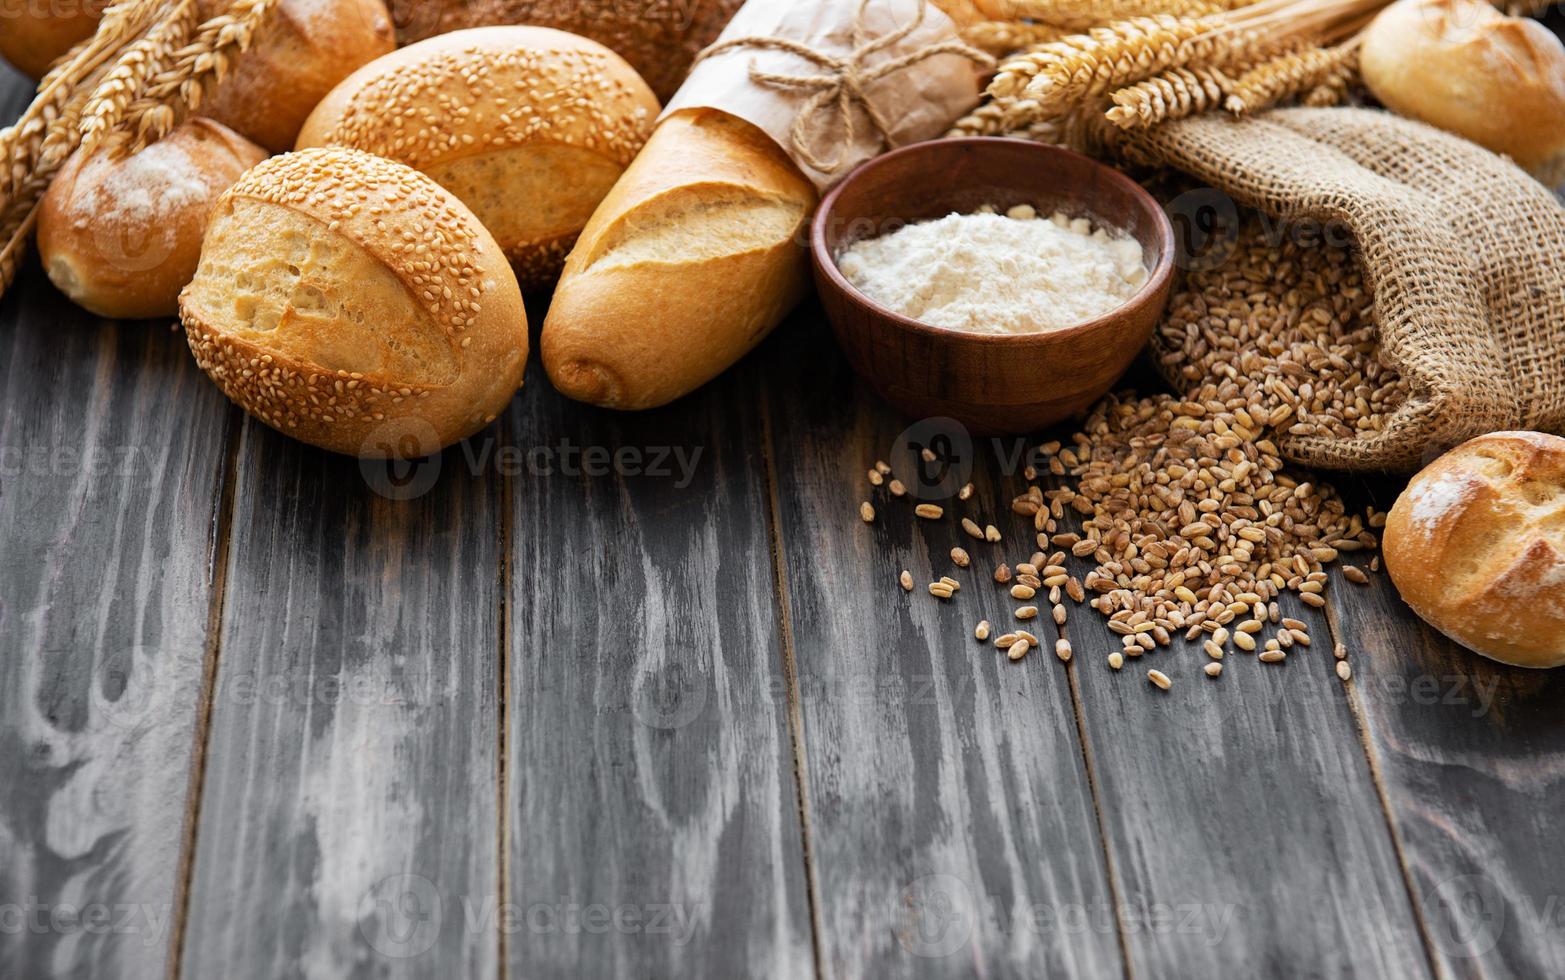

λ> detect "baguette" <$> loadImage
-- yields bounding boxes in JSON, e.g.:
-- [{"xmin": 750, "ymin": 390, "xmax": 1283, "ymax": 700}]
[{"xmin": 541, "ymin": 107, "xmax": 816, "ymax": 410}]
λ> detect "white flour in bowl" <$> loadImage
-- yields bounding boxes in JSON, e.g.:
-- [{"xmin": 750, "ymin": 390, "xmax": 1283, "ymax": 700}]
[{"xmin": 835, "ymin": 204, "xmax": 1148, "ymax": 334}]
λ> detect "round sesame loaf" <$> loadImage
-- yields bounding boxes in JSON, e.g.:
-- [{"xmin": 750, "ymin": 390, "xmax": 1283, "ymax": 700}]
[
  {"xmin": 179, "ymin": 147, "xmax": 528, "ymax": 457},
  {"xmin": 1384, "ymin": 431, "xmax": 1565, "ymax": 668},
  {"xmin": 297, "ymin": 26, "xmax": 659, "ymax": 289}
]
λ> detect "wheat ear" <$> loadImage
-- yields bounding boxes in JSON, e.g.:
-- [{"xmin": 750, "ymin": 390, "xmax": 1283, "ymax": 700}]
[
  {"xmin": 79, "ymin": 0, "xmax": 199, "ymax": 153},
  {"xmin": 962, "ymin": 21, "xmax": 1068, "ymax": 57},
  {"xmin": 994, "ymin": 0, "xmax": 1253, "ymax": 30},
  {"xmin": 118, "ymin": 0, "xmax": 279, "ymax": 153},
  {"xmin": 1105, "ymin": 65, "xmax": 1237, "ymax": 128},
  {"xmin": 1223, "ymin": 39, "xmax": 1358, "ymax": 114},
  {"xmin": 989, "ymin": 14, "xmax": 1227, "ymax": 108}
]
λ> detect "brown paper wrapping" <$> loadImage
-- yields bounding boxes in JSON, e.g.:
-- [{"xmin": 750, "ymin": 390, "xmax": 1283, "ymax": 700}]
[{"xmin": 662, "ymin": 0, "xmax": 986, "ymax": 190}]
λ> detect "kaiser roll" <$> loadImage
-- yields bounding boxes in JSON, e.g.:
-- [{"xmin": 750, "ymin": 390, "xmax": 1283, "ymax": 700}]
[
  {"xmin": 179, "ymin": 147, "xmax": 528, "ymax": 457},
  {"xmin": 297, "ymin": 26, "xmax": 658, "ymax": 288},
  {"xmin": 1361, "ymin": 0, "xmax": 1565, "ymax": 185},
  {"xmin": 198, "ymin": 0, "xmax": 396, "ymax": 153},
  {"xmin": 37, "ymin": 118, "xmax": 268, "ymax": 320},
  {"xmin": 1384, "ymin": 431, "xmax": 1565, "ymax": 669},
  {"xmin": 385, "ymin": 0, "xmax": 742, "ymax": 101},
  {"xmin": 0, "ymin": 0, "xmax": 108, "ymax": 79}
]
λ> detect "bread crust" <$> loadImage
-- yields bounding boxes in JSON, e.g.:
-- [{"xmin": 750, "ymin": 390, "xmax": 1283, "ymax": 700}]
[
  {"xmin": 1384, "ymin": 431, "xmax": 1565, "ymax": 668},
  {"xmin": 0, "ymin": 2, "xmax": 106, "ymax": 79},
  {"xmin": 1362, "ymin": 0, "xmax": 1565, "ymax": 183},
  {"xmin": 179, "ymin": 147, "xmax": 527, "ymax": 457},
  {"xmin": 37, "ymin": 118, "xmax": 268, "ymax": 320},
  {"xmin": 298, "ymin": 26, "xmax": 658, "ymax": 288},
  {"xmin": 200, "ymin": 0, "xmax": 396, "ymax": 153},
  {"xmin": 541, "ymin": 108, "xmax": 816, "ymax": 410}
]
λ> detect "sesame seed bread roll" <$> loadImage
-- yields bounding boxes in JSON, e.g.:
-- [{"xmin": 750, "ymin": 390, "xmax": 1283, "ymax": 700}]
[
  {"xmin": 38, "ymin": 118, "xmax": 267, "ymax": 320},
  {"xmin": 541, "ymin": 108, "xmax": 816, "ymax": 410},
  {"xmin": 1384, "ymin": 431, "xmax": 1565, "ymax": 669},
  {"xmin": 297, "ymin": 26, "xmax": 658, "ymax": 289},
  {"xmin": 0, "ymin": 1, "xmax": 106, "ymax": 79},
  {"xmin": 198, "ymin": 0, "xmax": 397, "ymax": 153},
  {"xmin": 179, "ymin": 148, "xmax": 528, "ymax": 458}
]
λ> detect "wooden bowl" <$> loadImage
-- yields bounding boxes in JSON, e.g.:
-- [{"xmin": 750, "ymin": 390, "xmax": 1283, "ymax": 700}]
[{"xmin": 811, "ymin": 137, "xmax": 1175, "ymax": 435}]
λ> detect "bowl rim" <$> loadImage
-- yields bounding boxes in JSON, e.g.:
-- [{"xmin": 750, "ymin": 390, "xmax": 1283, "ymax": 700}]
[{"xmin": 810, "ymin": 136, "xmax": 1177, "ymax": 347}]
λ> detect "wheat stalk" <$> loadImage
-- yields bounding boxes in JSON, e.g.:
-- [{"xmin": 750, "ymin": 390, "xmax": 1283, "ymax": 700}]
[
  {"xmin": 962, "ymin": 21, "xmax": 1069, "ymax": 56},
  {"xmin": 119, "ymin": 0, "xmax": 278, "ymax": 153},
  {"xmin": 994, "ymin": 0, "xmax": 1255, "ymax": 30},
  {"xmin": 79, "ymin": 0, "xmax": 199, "ymax": 153}
]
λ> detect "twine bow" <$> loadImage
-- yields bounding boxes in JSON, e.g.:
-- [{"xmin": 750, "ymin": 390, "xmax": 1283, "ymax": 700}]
[{"xmin": 693, "ymin": 0, "xmax": 994, "ymax": 175}]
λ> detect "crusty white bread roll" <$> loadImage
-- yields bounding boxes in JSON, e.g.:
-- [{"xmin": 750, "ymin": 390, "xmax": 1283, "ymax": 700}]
[
  {"xmin": 540, "ymin": 107, "xmax": 816, "ymax": 409},
  {"xmin": 386, "ymin": 0, "xmax": 744, "ymax": 101},
  {"xmin": 199, "ymin": 0, "xmax": 396, "ymax": 153},
  {"xmin": 37, "ymin": 118, "xmax": 268, "ymax": 320},
  {"xmin": 180, "ymin": 148, "xmax": 528, "ymax": 457},
  {"xmin": 1362, "ymin": 0, "xmax": 1565, "ymax": 184},
  {"xmin": 297, "ymin": 26, "xmax": 659, "ymax": 288},
  {"xmin": 0, "ymin": 1, "xmax": 106, "ymax": 79},
  {"xmin": 1384, "ymin": 431, "xmax": 1565, "ymax": 669}
]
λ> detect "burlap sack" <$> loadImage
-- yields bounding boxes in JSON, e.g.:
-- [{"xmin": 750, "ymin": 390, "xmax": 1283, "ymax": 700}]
[{"xmin": 1130, "ymin": 107, "xmax": 1565, "ymax": 472}]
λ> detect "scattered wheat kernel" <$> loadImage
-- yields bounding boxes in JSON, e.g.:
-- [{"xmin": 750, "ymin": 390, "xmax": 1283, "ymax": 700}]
[
  {"xmin": 951, "ymin": 547, "xmax": 971, "ymax": 568},
  {"xmin": 1212, "ymin": 627, "xmax": 1230, "ymax": 646},
  {"xmin": 1336, "ymin": 660, "xmax": 1352, "ymax": 680},
  {"xmin": 1007, "ymin": 638, "xmax": 1030, "ymax": 661},
  {"xmin": 929, "ymin": 583, "xmax": 955, "ymax": 599},
  {"xmin": 995, "ymin": 632, "xmax": 1018, "ymax": 647},
  {"xmin": 1052, "ymin": 604, "xmax": 1067, "ymax": 626},
  {"xmin": 1234, "ymin": 632, "xmax": 1257, "ymax": 652},
  {"xmin": 1334, "ymin": 643, "xmax": 1348, "ymax": 660},
  {"xmin": 1259, "ymin": 650, "xmax": 1286, "ymax": 664},
  {"xmin": 1018, "ymin": 573, "xmax": 1042, "ymax": 589},
  {"xmin": 940, "ymin": 576, "xmax": 961, "ymax": 590},
  {"xmin": 1011, "ymin": 584, "xmax": 1036, "ymax": 600},
  {"xmin": 994, "ymin": 563, "xmax": 1013, "ymax": 583},
  {"xmin": 1344, "ymin": 566, "xmax": 1369, "ymax": 584},
  {"xmin": 1016, "ymin": 630, "xmax": 1039, "ymax": 646},
  {"xmin": 889, "ymin": 479, "xmax": 907, "ymax": 497},
  {"xmin": 958, "ymin": 482, "xmax": 975, "ymax": 500},
  {"xmin": 915, "ymin": 503, "xmax": 943, "ymax": 519},
  {"xmin": 868, "ymin": 469, "xmax": 884, "ymax": 487},
  {"xmin": 975, "ymin": 620, "xmax": 991, "ymax": 641},
  {"xmin": 874, "ymin": 460, "xmax": 891, "ymax": 475},
  {"xmin": 1108, "ymin": 651, "xmax": 1125, "ymax": 670},
  {"xmin": 921, "ymin": 447, "xmax": 937, "ymax": 463},
  {"xmin": 1148, "ymin": 669, "xmax": 1172, "ymax": 691},
  {"xmin": 984, "ymin": 524, "xmax": 1002, "ymax": 542},
  {"xmin": 1055, "ymin": 639, "xmax": 1073, "ymax": 662},
  {"xmin": 860, "ymin": 502, "xmax": 875, "ymax": 523},
  {"xmin": 1016, "ymin": 563, "xmax": 1038, "ymax": 577},
  {"xmin": 1370, "ymin": 556, "xmax": 1381, "ymax": 572},
  {"xmin": 1237, "ymin": 619, "xmax": 1263, "ymax": 634},
  {"xmin": 1066, "ymin": 577, "xmax": 1085, "ymax": 603},
  {"xmin": 1203, "ymin": 640, "xmax": 1225, "ymax": 660},
  {"xmin": 1300, "ymin": 592, "xmax": 1327, "ymax": 608},
  {"xmin": 1204, "ymin": 662, "xmax": 1223, "ymax": 678},
  {"xmin": 900, "ymin": 570, "xmax": 913, "ymax": 591},
  {"xmin": 1015, "ymin": 605, "xmax": 1039, "ymax": 621},
  {"xmin": 962, "ymin": 517, "xmax": 984, "ymax": 539}
]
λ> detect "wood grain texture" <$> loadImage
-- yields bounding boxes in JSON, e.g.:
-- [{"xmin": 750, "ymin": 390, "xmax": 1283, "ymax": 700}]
[
  {"xmin": 505, "ymin": 357, "xmax": 814, "ymax": 978},
  {"xmin": 1330, "ymin": 476, "xmax": 1565, "ymax": 980},
  {"xmin": 1058, "ymin": 478, "xmax": 1433, "ymax": 977},
  {"xmin": 0, "ymin": 243, "xmax": 233, "ymax": 977},
  {"xmin": 180, "ymin": 418, "xmax": 503, "ymax": 979},
  {"xmin": 762, "ymin": 312, "xmax": 1124, "ymax": 979}
]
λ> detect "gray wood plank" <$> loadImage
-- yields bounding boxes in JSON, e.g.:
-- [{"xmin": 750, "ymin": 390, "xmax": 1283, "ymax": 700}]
[
  {"xmin": 762, "ymin": 313, "xmax": 1124, "ymax": 979},
  {"xmin": 180, "ymin": 417, "xmax": 503, "ymax": 979},
  {"xmin": 1328, "ymin": 479, "xmax": 1565, "ymax": 980},
  {"xmin": 0, "ymin": 190, "xmax": 234, "ymax": 980},
  {"xmin": 1058, "ymin": 472, "xmax": 1433, "ymax": 977},
  {"xmin": 505, "ymin": 352, "xmax": 815, "ymax": 977}
]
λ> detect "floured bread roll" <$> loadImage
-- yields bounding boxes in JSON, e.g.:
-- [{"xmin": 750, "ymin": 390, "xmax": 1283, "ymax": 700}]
[
  {"xmin": 1384, "ymin": 431, "xmax": 1565, "ymax": 668},
  {"xmin": 180, "ymin": 148, "xmax": 527, "ymax": 457}
]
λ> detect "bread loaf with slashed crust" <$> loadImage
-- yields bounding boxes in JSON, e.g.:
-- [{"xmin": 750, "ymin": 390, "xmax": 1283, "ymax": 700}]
[
  {"xmin": 179, "ymin": 147, "xmax": 527, "ymax": 457},
  {"xmin": 297, "ymin": 27, "xmax": 658, "ymax": 288},
  {"xmin": 1384, "ymin": 431, "xmax": 1565, "ymax": 668}
]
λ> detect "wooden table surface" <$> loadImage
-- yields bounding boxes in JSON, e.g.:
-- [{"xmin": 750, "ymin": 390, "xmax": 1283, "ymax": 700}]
[{"xmin": 4, "ymin": 61, "xmax": 1565, "ymax": 980}]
